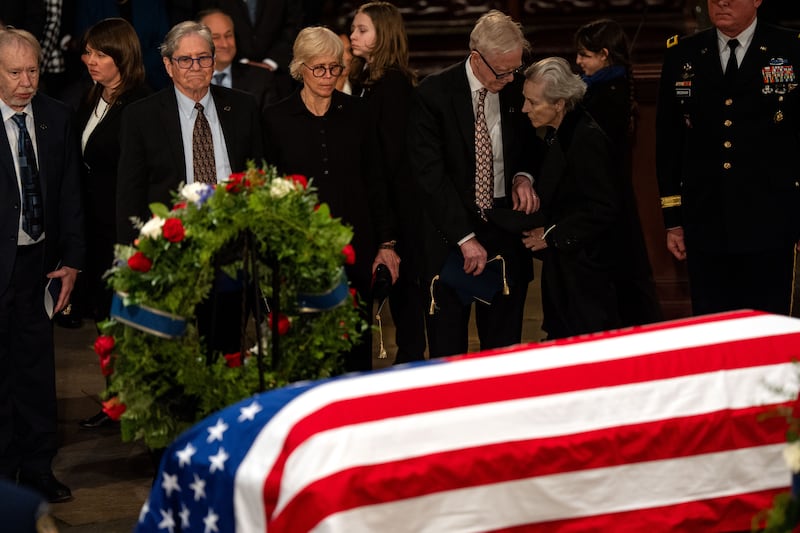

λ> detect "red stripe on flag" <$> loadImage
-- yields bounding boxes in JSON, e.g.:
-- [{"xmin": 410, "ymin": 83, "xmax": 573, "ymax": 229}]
[
  {"xmin": 268, "ymin": 405, "xmax": 788, "ymax": 531},
  {"xmin": 262, "ymin": 332, "xmax": 800, "ymax": 520}
]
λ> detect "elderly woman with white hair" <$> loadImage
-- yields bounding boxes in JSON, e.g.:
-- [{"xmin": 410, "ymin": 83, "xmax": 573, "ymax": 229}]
[
  {"xmin": 520, "ymin": 56, "xmax": 658, "ymax": 339},
  {"xmin": 262, "ymin": 26, "xmax": 376, "ymax": 372}
]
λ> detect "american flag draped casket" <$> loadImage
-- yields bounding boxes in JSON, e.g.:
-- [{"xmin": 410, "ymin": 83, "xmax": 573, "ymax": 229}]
[{"xmin": 135, "ymin": 310, "xmax": 800, "ymax": 532}]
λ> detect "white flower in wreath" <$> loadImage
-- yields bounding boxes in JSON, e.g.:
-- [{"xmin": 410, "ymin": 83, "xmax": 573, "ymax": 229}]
[
  {"xmin": 269, "ymin": 177, "xmax": 294, "ymax": 198},
  {"xmin": 181, "ymin": 182, "xmax": 214, "ymax": 206},
  {"xmin": 783, "ymin": 441, "xmax": 800, "ymax": 473},
  {"xmin": 140, "ymin": 216, "xmax": 165, "ymax": 239}
]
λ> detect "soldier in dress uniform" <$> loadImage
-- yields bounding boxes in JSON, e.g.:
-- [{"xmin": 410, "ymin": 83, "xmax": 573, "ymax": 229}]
[{"xmin": 656, "ymin": 0, "xmax": 800, "ymax": 316}]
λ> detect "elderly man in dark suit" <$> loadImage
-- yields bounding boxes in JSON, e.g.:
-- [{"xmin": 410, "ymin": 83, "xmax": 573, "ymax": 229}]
[
  {"xmin": 0, "ymin": 28, "xmax": 83, "ymax": 503},
  {"xmin": 117, "ymin": 20, "xmax": 263, "ymax": 243},
  {"xmin": 117, "ymin": 20, "xmax": 263, "ymax": 353},
  {"xmin": 408, "ymin": 10, "xmax": 539, "ymax": 358},
  {"xmin": 198, "ymin": 8, "xmax": 278, "ymax": 113},
  {"xmin": 656, "ymin": 0, "xmax": 800, "ymax": 316}
]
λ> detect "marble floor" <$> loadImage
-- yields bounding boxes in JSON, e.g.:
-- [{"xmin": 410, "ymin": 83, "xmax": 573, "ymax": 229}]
[{"xmin": 49, "ymin": 262, "xmax": 544, "ymax": 532}]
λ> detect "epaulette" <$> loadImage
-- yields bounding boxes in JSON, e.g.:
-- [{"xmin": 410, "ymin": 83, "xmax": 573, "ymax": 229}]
[{"xmin": 667, "ymin": 34, "xmax": 679, "ymax": 48}]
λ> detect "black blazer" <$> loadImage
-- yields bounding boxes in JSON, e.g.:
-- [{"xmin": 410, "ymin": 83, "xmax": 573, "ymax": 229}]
[
  {"xmin": 408, "ymin": 60, "xmax": 538, "ymax": 283},
  {"xmin": 207, "ymin": 0, "xmax": 302, "ymax": 69},
  {"xmin": 0, "ymin": 93, "xmax": 85, "ymax": 292},
  {"xmin": 76, "ymin": 85, "xmax": 151, "ymax": 233},
  {"xmin": 656, "ymin": 22, "xmax": 800, "ymax": 252},
  {"xmin": 116, "ymin": 85, "xmax": 263, "ymax": 243}
]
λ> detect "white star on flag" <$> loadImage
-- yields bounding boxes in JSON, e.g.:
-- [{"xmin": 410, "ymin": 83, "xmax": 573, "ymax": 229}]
[
  {"xmin": 189, "ymin": 473, "xmax": 207, "ymax": 501},
  {"xmin": 203, "ymin": 507, "xmax": 220, "ymax": 533},
  {"xmin": 161, "ymin": 472, "xmax": 181, "ymax": 497},
  {"xmin": 206, "ymin": 418, "xmax": 228, "ymax": 443},
  {"xmin": 176, "ymin": 442, "xmax": 197, "ymax": 468},
  {"xmin": 158, "ymin": 508, "xmax": 176, "ymax": 533},
  {"xmin": 209, "ymin": 447, "xmax": 230, "ymax": 473},
  {"xmin": 179, "ymin": 504, "xmax": 191, "ymax": 528},
  {"xmin": 238, "ymin": 400, "xmax": 263, "ymax": 422},
  {"xmin": 138, "ymin": 499, "xmax": 149, "ymax": 523}
]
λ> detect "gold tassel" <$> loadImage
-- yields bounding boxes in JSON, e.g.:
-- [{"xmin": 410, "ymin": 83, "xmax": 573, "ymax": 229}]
[
  {"xmin": 429, "ymin": 275, "xmax": 439, "ymax": 315},
  {"xmin": 375, "ymin": 305, "xmax": 387, "ymax": 358},
  {"xmin": 488, "ymin": 255, "xmax": 510, "ymax": 295}
]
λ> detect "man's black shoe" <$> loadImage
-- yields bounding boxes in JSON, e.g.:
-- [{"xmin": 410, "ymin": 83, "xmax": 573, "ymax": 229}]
[
  {"xmin": 78, "ymin": 410, "xmax": 115, "ymax": 429},
  {"xmin": 17, "ymin": 471, "xmax": 72, "ymax": 503}
]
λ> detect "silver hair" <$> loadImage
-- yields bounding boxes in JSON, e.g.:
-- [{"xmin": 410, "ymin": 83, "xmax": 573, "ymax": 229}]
[
  {"xmin": 159, "ymin": 21, "xmax": 214, "ymax": 58},
  {"xmin": 289, "ymin": 26, "xmax": 344, "ymax": 81},
  {"xmin": 469, "ymin": 10, "xmax": 530, "ymax": 56},
  {"xmin": 0, "ymin": 28, "xmax": 42, "ymax": 63},
  {"xmin": 524, "ymin": 57, "xmax": 586, "ymax": 111}
]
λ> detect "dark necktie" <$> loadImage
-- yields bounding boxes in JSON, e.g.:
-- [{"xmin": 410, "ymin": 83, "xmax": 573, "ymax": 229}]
[
  {"xmin": 245, "ymin": 0, "xmax": 258, "ymax": 25},
  {"xmin": 724, "ymin": 39, "xmax": 739, "ymax": 84},
  {"xmin": 212, "ymin": 72, "xmax": 227, "ymax": 86},
  {"xmin": 193, "ymin": 103, "xmax": 217, "ymax": 184},
  {"xmin": 474, "ymin": 88, "xmax": 493, "ymax": 218},
  {"xmin": 11, "ymin": 113, "xmax": 44, "ymax": 240}
]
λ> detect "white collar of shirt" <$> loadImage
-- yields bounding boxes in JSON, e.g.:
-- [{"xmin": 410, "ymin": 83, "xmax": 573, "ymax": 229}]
[
  {"xmin": 0, "ymin": 100, "xmax": 34, "ymax": 128},
  {"xmin": 717, "ymin": 17, "xmax": 757, "ymax": 67},
  {"xmin": 213, "ymin": 65, "xmax": 233, "ymax": 88},
  {"xmin": 175, "ymin": 87, "xmax": 213, "ymax": 119}
]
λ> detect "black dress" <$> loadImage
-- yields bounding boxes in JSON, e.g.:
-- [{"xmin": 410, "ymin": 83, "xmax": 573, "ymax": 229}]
[{"xmin": 263, "ymin": 89, "xmax": 375, "ymax": 371}]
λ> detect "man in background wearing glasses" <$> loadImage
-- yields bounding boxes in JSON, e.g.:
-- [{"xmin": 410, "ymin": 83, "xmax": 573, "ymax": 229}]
[
  {"xmin": 116, "ymin": 20, "xmax": 263, "ymax": 354},
  {"xmin": 408, "ymin": 10, "xmax": 540, "ymax": 357}
]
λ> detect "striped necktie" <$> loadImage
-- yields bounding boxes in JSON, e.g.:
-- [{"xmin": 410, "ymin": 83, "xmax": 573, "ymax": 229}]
[{"xmin": 11, "ymin": 112, "xmax": 44, "ymax": 240}]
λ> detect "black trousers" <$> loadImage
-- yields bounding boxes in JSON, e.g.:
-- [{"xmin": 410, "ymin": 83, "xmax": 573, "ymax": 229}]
[
  {"xmin": 425, "ymin": 280, "xmax": 528, "ymax": 358},
  {"xmin": 0, "ymin": 243, "xmax": 57, "ymax": 477},
  {"xmin": 686, "ymin": 247, "xmax": 794, "ymax": 316}
]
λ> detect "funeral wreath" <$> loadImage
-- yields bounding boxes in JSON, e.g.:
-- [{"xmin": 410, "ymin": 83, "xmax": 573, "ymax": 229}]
[{"xmin": 94, "ymin": 164, "xmax": 367, "ymax": 449}]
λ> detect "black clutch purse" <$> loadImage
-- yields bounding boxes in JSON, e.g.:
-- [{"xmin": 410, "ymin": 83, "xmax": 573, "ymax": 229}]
[{"xmin": 429, "ymin": 251, "xmax": 509, "ymax": 312}]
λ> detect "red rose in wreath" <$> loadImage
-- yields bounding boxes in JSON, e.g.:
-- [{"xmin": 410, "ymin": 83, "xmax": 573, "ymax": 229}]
[
  {"xmin": 341, "ymin": 244, "xmax": 356, "ymax": 265},
  {"xmin": 128, "ymin": 251, "xmax": 152, "ymax": 272},
  {"xmin": 268, "ymin": 312, "xmax": 291, "ymax": 335},
  {"xmin": 162, "ymin": 218, "xmax": 185, "ymax": 243}
]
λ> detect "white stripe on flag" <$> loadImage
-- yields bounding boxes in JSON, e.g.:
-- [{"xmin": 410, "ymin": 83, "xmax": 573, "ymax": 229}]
[
  {"xmin": 275, "ymin": 364, "xmax": 796, "ymax": 514},
  {"xmin": 235, "ymin": 313, "xmax": 800, "ymax": 531},
  {"xmin": 312, "ymin": 444, "xmax": 788, "ymax": 533}
]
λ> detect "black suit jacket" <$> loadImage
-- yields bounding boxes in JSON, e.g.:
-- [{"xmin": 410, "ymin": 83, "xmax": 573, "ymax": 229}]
[
  {"xmin": 656, "ymin": 22, "xmax": 800, "ymax": 253},
  {"xmin": 408, "ymin": 60, "xmax": 537, "ymax": 283},
  {"xmin": 116, "ymin": 84, "xmax": 263, "ymax": 243},
  {"xmin": 230, "ymin": 62, "xmax": 278, "ymax": 113},
  {"xmin": 207, "ymin": 0, "xmax": 301, "ymax": 69},
  {"xmin": 0, "ymin": 93, "xmax": 84, "ymax": 292}
]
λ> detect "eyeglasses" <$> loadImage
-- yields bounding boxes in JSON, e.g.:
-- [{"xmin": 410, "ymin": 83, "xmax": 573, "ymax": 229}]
[
  {"xmin": 303, "ymin": 63, "xmax": 344, "ymax": 77},
  {"xmin": 171, "ymin": 55, "xmax": 214, "ymax": 69},
  {"xmin": 474, "ymin": 50, "xmax": 522, "ymax": 80}
]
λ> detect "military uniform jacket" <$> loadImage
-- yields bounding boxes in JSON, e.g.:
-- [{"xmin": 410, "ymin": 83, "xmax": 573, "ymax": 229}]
[{"xmin": 655, "ymin": 22, "xmax": 800, "ymax": 253}]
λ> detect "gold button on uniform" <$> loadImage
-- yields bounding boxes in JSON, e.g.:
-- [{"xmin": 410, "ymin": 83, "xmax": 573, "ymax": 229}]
[
  {"xmin": 725, "ymin": 98, "xmax": 733, "ymax": 106},
  {"xmin": 724, "ymin": 120, "xmax": 733, "ymax": 127},
  {"xmin": 723, "ymin": 162, "xmax": 732, "ymax": 170},
  {"xmin": 723, "ymin": 141, "xmax": 732, "ymax": 148}
]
